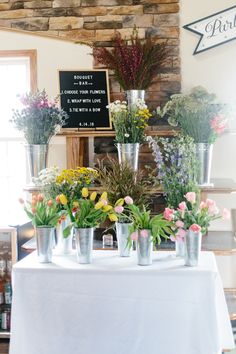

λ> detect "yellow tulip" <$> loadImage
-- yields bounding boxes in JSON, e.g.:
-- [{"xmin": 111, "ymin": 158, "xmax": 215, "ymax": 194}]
[
  {"xmin": 100, "ymin": 191, "xmax": 108, "ymax": 200},
  {"xmin": 73, "ymin": 201, "xmax": 79, "ymax": 208},
  {"xmin": 58, "ymin": 194, "xmax": 68, "ymax": 206},
  {"xmin": 82, "ymin": 187, "xmax": 89, "ymax": 198},
  {"xmin": 90, "ymin": 192, "xmax": 97, "ymax": 201},
  {"xmin": 103, "ymin": 205, "xmax": 113, "ymax": 212},
  {"xmin": 95, "ymin": 201, "xmax": 104, "ymax": 210},
  {"xmin": 108, "ymin": 213, "xmax": 118, "ymax": 222},
  {"xmin": 115, "ymin": 198, "xmax": 124, "ymax": 206}
]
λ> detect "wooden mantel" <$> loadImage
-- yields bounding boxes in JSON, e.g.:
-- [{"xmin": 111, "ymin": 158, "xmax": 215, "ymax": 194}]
[{"xmin": 58, "ymin": 126, "xmax": 178, "ymax": 168}]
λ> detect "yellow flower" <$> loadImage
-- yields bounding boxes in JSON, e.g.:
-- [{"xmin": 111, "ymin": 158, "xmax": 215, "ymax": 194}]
[
  {"xmin": 73, "ymin": 201, "xmax": 79, "ymax": 207},
  {"xmin": 95, "ymin": 201, "xmax": 104, "ymax": 210},
  {"xmin": 108, "ymin": 213, "xmax": 118, "ymax": 222},
  {"xmin": 82, "ymin": 187, "xmax": 89, "ymax": 198},
  {"xmin": 100, "ymin": 191, "xmax": 108, "ymax": 200},
  {"xmin": 90, "ymin": 192, "xmax": 97, "ymax": 201},
  {"xmin": 115, "ymin": 198, "xmax": 124, "ymax": 206},
  {"xmin": 103, "ymin": 205, "xmax": 113, "ymax": 212},
  {"xmin": 58, "ymin": 194, "xmax": 68, "ymax": 206}
]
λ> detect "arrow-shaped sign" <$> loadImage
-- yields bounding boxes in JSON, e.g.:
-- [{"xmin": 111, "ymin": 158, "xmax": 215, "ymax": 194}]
[{"xmin": 183, "ymin": 5, "xmax": 236, "ymax": 54}]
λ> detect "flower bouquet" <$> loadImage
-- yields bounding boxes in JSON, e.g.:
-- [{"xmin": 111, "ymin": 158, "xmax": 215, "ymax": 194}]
[
  {"xmin": 19, "ymin": 194, "xmax": 63, "ymax": 263},
  {"xmin": 147, "ymin": 134, "xmax": 199, "ymax": 209},
  {"xmin": 57, "ymin": 188, "xmax": 116, "ymax": 264},
  {"xmin": 107, "ymin": 99, "xmax": 151, "ymax": 171},
  {"xmin": 11, "ymin": 89, "xmax": 69, "ymax": 182},
  {"xmin": 93, "ymin": 27, "xmax": 168, "ymax": 90},
  {"xmin": 164, "ymin": 191, "xmax": 230, "ymax": 265},
  {"xmin": 113, "ymin": 198, "xmax": 173, "ymax": 265},
  {"xmin": 157, "ymin": 87, "xmax": 228, "ymax": 186},
  {"xmin": 11, "ymin": 89, "xmax": 68, "ymax": 145}
]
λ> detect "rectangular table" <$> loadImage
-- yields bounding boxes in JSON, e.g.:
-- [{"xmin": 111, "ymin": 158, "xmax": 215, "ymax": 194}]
[{"xmin": 9, "ymin": 251, "xmax": 235, "ymax": 354}]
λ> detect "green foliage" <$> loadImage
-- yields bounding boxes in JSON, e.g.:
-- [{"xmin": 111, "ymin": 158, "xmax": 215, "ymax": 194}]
[
  {"xmin": 93, "ymin": 27, "xmax": 168, "ymax": 90},
  {"xmin": 97, "ymin": 158, "xmax": 150, "ymax": 209},
  {"xmin": 157, "ymin": 86, "xmax": 226, "ymax": 143},
  {"xmin": 22, "ymin": 196, "xmax": 62, "ymax": 227},
  {"xmin": 11, "ymin": 89, "xmax": 68, "ymax": 144},
  {"xmin": 127, "ymin": 204, "xmax": 173, "ymax": 248}
]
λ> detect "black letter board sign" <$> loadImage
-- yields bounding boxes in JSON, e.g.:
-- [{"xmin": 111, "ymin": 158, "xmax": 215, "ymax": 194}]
[{"xmin": 59, "ymin": 70, "xmax": 111, "ymax": 130}]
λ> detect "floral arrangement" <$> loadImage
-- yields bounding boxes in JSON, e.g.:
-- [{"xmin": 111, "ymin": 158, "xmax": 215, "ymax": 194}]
[
  {"xmin": 156, "ymin": 86, "xmax": 227, "ymax": 143},
  {"xmin": 93, "ymin": 27, "xmax": 168, "ymax": 90},
  {"xmin": 107, "ymin": 99, "xmax": 151, "ymax": 143},
  {"xmin": 147, "ymin": 134, "xmax": 199, "ymax": 209},
  {"xmin": 114, "ymin": 196, "xmax": 173, "ymax": 247},
  {"xmin": 11, "ymin": 89, "xmax": 68, "ymax": 144},
  {"xmin": 19, "ymin": 194, "xmax": 63, "ymax": 227},
  {"xmin": 97, "ymin": 158, "xmax": 150, "ymax": 211},
  {"xmin": 164, "ymin": 191, "xmax": 230, "ymax": 241},
  {"xmin": 57, "ymin": 188, "xmax": 117, "ymax": 236},
  {"xmin": 35, "ymin": 166, "xmax": 98, "ymax": 207}
]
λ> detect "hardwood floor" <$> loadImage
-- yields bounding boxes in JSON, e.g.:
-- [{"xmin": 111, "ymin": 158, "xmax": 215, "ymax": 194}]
[{"xmin": 0, "ymin": 339, "xmax": 9, "ymax": 354}]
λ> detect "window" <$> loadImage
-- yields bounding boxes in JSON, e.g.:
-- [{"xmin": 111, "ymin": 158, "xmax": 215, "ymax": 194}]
[{"xmin": 0, "ymin": 50, "xmax": 37, "ymax": 226}]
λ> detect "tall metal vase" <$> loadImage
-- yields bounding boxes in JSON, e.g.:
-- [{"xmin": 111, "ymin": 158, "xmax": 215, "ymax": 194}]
[
  {"xmin": 116, "ymin": 222, "xmax": 132, "ymax": 257},
  {"xmin": 137, "ymin": 230, "xmax": 153, "ymax": 266},
  {"xmin": 25, "ymin": 144, "xmax": 49, "ymax": 184},
  {"xmin": 35, "ymin": 226, "xmax": 55, "ymax": 263},
  {"xmin": 125, "ymin": 90, "xmax": 145, "ymax": 108},
  {"xmin": 117, "ymin": 143, "xmax": 140, "ymax": 172},
  {"xmin": 175, "ymin": 238, "xmax": 185, "ymax": 257},
  {"xmin": 74, "ymin": 227, "xmax": 94, "ymax": 264},
  {"xmin": 195, "ymin": 143, "xmax": 213, "ymax": 186},
  {"xmin": 55, "ymin": 217, "xmax": 73, "ymax": 255},
  {"xmin": 184, "ymin": 230, "xmax": 202, "ymax": 267}
]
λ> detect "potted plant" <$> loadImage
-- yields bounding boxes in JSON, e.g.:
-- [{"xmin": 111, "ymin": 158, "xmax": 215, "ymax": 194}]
[
  {"xmin": 35, "ymin": 166, "xmax": 98, "ymax": 255},
  {"xmin": 107, "ymin": 99, "xmax": 151, "ymax": 170},
  {"xmin": 58, "ymin": 188, "xmax": 116, "ymax": 264},
  {"xmin": 164, "ymin": 191, "xmax": 230, "ymax": 266},
  {"xmin": 98, "ymin": 158, "xmax": 150, "ymax": 257},
  {"xmin": 10, "ymin": 89, "xmax": 68, "ymax": 183},
  {"xmin": 93, "ymin": 27, "xmax": 168, "ymax": 106},
  {"xmin": 125, "ymin": 202, "xmax": 173, "ymax": 266},
  {"xmin": 19, "ymin": 194, "xmax": 63, "ymax": 263},
  {"xmin": 147, "ymin": 134, "xmax": 199, "ymax": 213},
  {"xmin": 156, "ymin": 86, "xmax": 227, "ymax": 186}
]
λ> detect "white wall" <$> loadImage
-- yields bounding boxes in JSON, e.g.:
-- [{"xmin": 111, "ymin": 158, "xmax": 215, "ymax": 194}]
[
  {"xmin": 0, "ymin": 29, "xmax": 92, "ymax": 169},
  {"xmin": 181, "ymin": 0, "xmax": 236, "ymax": 231}
]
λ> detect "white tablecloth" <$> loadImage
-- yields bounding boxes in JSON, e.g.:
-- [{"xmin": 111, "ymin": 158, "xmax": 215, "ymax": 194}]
[{"xmin": 9, "ymin": 251, "xmax": 234, "ymax": 354}]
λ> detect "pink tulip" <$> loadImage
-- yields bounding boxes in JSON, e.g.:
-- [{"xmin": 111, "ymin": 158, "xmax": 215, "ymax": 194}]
[
  {"xmin": 208, "ymin": 205, "xmax": 219, "ymax": 216},
  {"xmin": 177, "ymin": 228, "xmax": 186, "ymax": 238},
  {"xmin": 102, "ymin": 199, "xmax": 108, "ymax": 206},
  {"xmin": 140, "ymin": 229, "xmax": 149, "ymax": 238},
  {"xmin": 222, "ymin": 208, "xmax": 230, "ymax": 220},
  {"xmin": 210, "ymin": 115, "xmax": 227, "ymax": 135},
  {"xmin": 170, "ymin": 235, "xmax": 176, "ymax": 242},
  {"xmin": 200, "ymin": 201, "xmax": 207, "ymax": 209},
  {"xmin": 175, "ymin": 220, "xmax": 184, "ymax": 228},
  {"xmin": 206, "ymin": 199, "xmax": 216, "ymax": 208},
  {"xmin": 130, "ymin": 231, "xmax": 138, "ymax": 241},
  {"xmin": 163, "ymin": 207, "xmax": 174, "ymax": 221},
  {"xmin": 114, "ymin": 205, "xmax": 124, "ymax": 214},
  {"xmin": 178, "ymin": 202, "xmax": 187, "ymax": 211},
  {"xmin": 185, "ymin": 192, "xmax": 196, "ymax": 204},
  {"xmin": 124, "ymin": 196, "xmax": 133, "ymax": 205},
  {"xmin": 190, "ymin": 224, "xmax": 202, "ymax": 233}
]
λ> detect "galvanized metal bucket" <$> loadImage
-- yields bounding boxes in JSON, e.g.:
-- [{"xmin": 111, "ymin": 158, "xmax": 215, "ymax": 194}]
[
  {"xmin": 125, "ymin": 90, "xmax": 145, "ymax": 108},
  {"xmin": 55, "ymin": 217, "xmax": 73, "ymax": 255},
  {"xmin": 74, "ymin": 227, "xmax": 94, "ymax": 264},
  {"xmin": 175, "ymin": 238, "xmax": 185, "ymax": 257},
  {"xmin": 195, "ymin": 143, "xmax": 213, "ymax": 186},
  {"xmin": 137, "ymin": 230, "xmax": 153, "ymax": 266},
  {"xmin": 116, "ymin": 222, "xmax": 132, "ymax": 257},
  {"xmin": 35, "ymin": 226, "xmax": 55, "ymax": 263},
  {"xmin": 184, "ymin": 230, "xmax": 202, "ymax": 267},
  {"xmin": 25, "ymin": 144, "xmax": 48, "ymax": 183},
  {"xmin": 117, "ymin": 143, "xmax": 140, "ymax": 172}
]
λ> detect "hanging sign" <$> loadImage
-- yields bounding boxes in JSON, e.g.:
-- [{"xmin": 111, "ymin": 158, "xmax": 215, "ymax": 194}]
[
  {"xmin": 183, "ymin": 5, "xmax": 236, "ymax": 54},
  {"xmin": 59, "ymin": 69, "xmax": 111, "ymax": 130}
]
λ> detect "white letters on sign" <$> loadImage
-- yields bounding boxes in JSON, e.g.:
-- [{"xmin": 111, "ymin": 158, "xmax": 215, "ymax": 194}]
[{"xmin": 183, "ymin": 5, "xmax": 236, "ymax": 54}]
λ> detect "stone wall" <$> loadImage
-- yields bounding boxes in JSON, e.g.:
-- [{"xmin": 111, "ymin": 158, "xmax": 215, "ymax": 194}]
[{"xmin": 0, "ymin": 0, "xmax": 180, "ymax": 108}]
